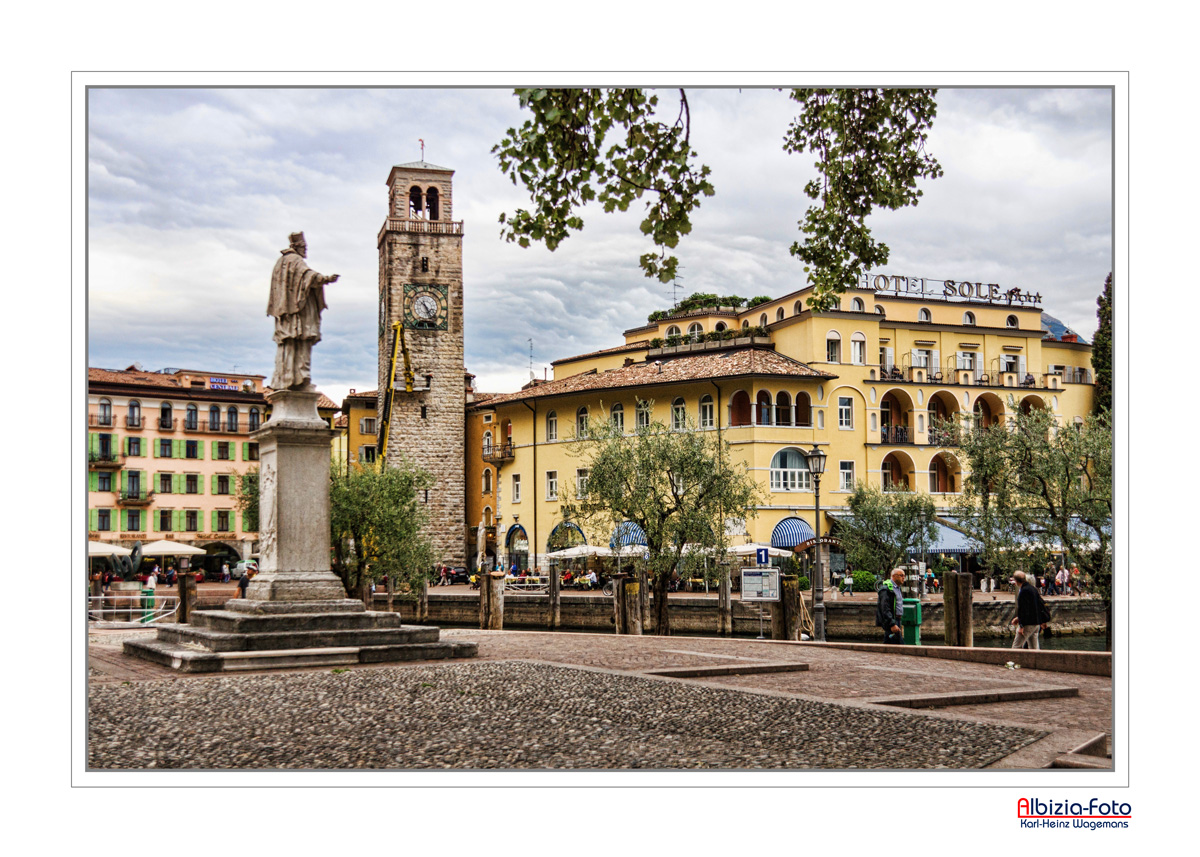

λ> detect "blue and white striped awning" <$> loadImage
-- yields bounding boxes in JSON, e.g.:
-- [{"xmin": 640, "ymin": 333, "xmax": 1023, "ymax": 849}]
[
  {"xmin": 909, "ymin": 520, "xmax": 973, "ymax": 555},
  {"xmin": 771, "ymin": 517, "xmax": 816, "ymax": 548},
  {"xmin": 610, "ymin": 521, "xmax": 648, "ymax": 548}
]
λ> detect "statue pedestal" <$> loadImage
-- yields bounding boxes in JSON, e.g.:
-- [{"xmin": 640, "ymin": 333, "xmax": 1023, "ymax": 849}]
[{"xmin": 245, "ymin": 389, "xmax": 345, "ymax": 602}]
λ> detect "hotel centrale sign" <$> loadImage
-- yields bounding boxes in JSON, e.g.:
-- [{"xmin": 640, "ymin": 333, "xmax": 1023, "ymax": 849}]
[{"xmin": 856, "ymin": 273, "xmax": 1043, "ymax": 307}]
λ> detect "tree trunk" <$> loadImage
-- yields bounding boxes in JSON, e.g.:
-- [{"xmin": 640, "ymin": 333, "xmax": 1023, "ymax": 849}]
[
  {"xmin": 653, "ymin": 571, "xmax": 672, "ymax": 636},
  {"xmin": 639, "ymin": 567, "xmax": 653, "ymax": 634}
]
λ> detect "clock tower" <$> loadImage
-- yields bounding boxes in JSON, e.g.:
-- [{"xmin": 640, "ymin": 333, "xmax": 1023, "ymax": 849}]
[{"xmin": 377, "ymin": 161, "xmax": 465, "ymax": 567}]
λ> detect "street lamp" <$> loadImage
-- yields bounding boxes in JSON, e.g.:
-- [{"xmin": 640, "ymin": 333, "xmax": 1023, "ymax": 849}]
[{"xmin": 805, "ymin": 444, "xmax": 828, "ymax": 641}]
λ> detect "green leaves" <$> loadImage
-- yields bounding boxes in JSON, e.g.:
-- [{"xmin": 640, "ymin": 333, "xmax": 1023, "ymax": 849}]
[
  {"xmin": 840, "ymin": 483, "xmax": 938, "ymax": 576},
  {"xmin": 494, "ymin": 88, "xmax": 712, "ymax": 284},
  {"xmin": 784, "ymin": 88, "xmax": 943, "ymax": 312}
]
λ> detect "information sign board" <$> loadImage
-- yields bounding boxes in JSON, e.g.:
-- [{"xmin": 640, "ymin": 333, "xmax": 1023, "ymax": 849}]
[{"xmin": 741, "ymin": 568, "xmax": 780, "ymax": 602}]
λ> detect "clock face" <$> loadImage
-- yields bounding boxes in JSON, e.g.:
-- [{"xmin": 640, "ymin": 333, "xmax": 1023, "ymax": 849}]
[
  {"xmin": 403, "ymin": 284, "xmax": 448, "ymax": 330},
  {"xmin": 414, "ymin": 294, "xmax": 438, "ymax": 320}
]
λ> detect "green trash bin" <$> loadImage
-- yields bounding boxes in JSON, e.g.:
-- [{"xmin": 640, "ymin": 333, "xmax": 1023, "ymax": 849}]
[
  {"xmin": 141, "ymin": 587, "xmax": 155, "ymax": 623},
  {"xmin": 902, "ymin": 597, "xmax": 922, "ymax": 645}
]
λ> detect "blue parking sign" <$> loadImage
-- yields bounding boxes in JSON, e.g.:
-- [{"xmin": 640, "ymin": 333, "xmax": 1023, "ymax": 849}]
[{"xmin": 756, "ymin": 547, "xmax": 769, "ymax": 566}]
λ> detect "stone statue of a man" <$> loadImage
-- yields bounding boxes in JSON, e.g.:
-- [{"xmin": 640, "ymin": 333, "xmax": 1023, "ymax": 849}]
[{"xmin": 267, "ymin": 232, "xmax": 339, "ymax": 391}]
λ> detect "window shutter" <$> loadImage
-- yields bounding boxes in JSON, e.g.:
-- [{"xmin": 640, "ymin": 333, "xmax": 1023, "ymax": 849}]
[
  {"xmin": 211, "ymin": 510, "xmax": 218, "ymax": 532},
  {"xmin": 89, "ymin": 509, "xmax": 98, "ymax": 531},
  {"xmin": 121, "ymin": 470, "xmax": 128, "ymax": 493},
  {"xmin": 242, "ymin": 442, "xmax": 248, "ymax": 460},
  {"xmin": 171, "ymin": 510, "xmax": 180, "ymax": 532},
  {"xmin": 121, "ymin": 509, "xmax": 128, "ymax": 531},
  {"xmin": 89, "ymin": 472, "xmax": 98, "ymax": 492},
  {"xmin": 152, "ymin": 510, "xmax": 160, "ymax": 532},
  {"xmin": 1018, "ymin": 355, "xmax": 1026, "ymax": 377},
  {"xmin": 91, "ymin": 433, "xmax": 101, "ymax": 455},
  {"xmin": 211, "ymin": 474, "xmax": 218, "ymax": 494},
  {"xmin": 359, "ymin": 418, "xmax": 365, "ymax": 433},
  {"xmin": 910, "ymin": 348, "xmax": 918, "ymax": 368},
  {"xmin": 885, "ymin": 347, "xmax": 894, "ymax": 369},
  {"xmin": 174, "ymin": 474, "xmax": 184, "ymax": 493},
  {"xmin": 931, "ymin": 350, "xmax": 940, "ymax": 372},
  {"xmin": 197, "ymin": 475, "xmax": 204, "ymax": 495}
]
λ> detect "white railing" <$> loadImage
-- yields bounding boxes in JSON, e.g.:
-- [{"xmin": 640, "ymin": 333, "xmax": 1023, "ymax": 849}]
[{"xmin": 88, "ymin": 595, "xmax": 179, "ymax": 625}]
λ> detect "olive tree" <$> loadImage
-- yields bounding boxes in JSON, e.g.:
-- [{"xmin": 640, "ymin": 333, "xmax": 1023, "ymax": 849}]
[
  {"xmin": 562, "ymin": 405, "xmax": 763, "ymax": 635},
  {"xmin": 838, "ymin": 483, "xmax": 938, "ymax": 580}
]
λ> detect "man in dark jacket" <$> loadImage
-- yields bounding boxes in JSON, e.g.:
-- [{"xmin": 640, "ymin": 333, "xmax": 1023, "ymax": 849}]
[
  {"xmin": 876, "ymin": 568, "xmax": 906, "ymax": 644},
  {"xmin": 1010, "ymin": 570, "xmax": 1049, "ymax": 649}
]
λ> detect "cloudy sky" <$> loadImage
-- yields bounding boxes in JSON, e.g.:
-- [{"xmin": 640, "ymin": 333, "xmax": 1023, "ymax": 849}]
[{"xmin": 87, "ymin": 86, "xmax": 1112, "ymax": 404}]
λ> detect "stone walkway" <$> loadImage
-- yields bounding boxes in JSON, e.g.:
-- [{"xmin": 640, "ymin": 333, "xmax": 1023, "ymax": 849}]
[{"xmin": 87, "ymin": 627, "xmax": 1111, "ymax": 770}]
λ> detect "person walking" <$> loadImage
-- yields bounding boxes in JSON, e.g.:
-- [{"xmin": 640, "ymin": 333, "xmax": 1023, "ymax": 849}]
[
  {"xmin": 1054, "ymin": 564, "xmax": 1067, "ymax": 597},
  {"xmin": 237, "ymin": 568, "xmax": 251, "ymax": 598},
  {"xmin": 1010, "ymin": 570, "xmax": 1050, "ymax": 649},
  {"xmin": 876, "ymin": 568, "xmax": 906, "ymax": 644}
]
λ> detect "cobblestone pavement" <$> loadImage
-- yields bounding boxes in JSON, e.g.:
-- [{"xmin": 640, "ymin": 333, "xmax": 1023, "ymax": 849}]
[
  {"xmin": 88, "ymin": 660, "xmax": 1043, "ymax": 770},
  {"xmin": 87, "ymin": 628, "xmax": 1111, "ymax": 770}
]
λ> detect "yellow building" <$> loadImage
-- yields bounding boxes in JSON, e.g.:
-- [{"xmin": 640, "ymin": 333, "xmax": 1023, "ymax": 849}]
[
  {"xmin": 466, "ymin": 274, "xmax": 1095, "ymax": 572},
  {"xmin": 339, "ymin": 389, "xmax": 380, "ymax": 470}
]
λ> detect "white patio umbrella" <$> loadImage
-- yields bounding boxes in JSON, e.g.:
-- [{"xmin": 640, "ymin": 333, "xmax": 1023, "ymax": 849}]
[
  {"xmin": 88, "ymin": 541, "xmax": 131, "ymax": 557},
  {"xmin": 546, "ymin": 544, "xmax": 615, "ymax": 559},
  {"xmin": 727, "ymin": 542, "xmax": 792, "ymax": 558},
  {"xmin": 138, "ymin": 540, "xmax": 208, "ymax": 557}
]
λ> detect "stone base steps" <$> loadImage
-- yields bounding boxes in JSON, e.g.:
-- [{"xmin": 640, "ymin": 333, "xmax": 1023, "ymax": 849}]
[
  {"xmin": 1050, "ymin": 732, "xmax": 1112, "ymax": 769},
  {"xmin": 867, "ymin": 685, "xmax": 1079, "ymax": 709},
  {"xmin": 155, "ymin": 622, "xmax": 440, "ymax": 652},
  {"xmin": 123, "ymin": 636, "xmax": 478, "ymax": 673}
]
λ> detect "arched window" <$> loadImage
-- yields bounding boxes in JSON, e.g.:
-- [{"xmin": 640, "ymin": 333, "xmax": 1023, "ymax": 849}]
[
  {"xmin": 160, "ymin": 402, "xmax": 173, "ymax": 429},
  {"xmin": 918, "ymin": 307, "xmax": 932, "ymax": 323},
  {"xmin": 636, "ymin": 400, "xmax": 652, "ymax": 430},
  {"xmin": 408, "ymin": 185, "xmax": 424, "ymax": 218},
  {"xmin": 769, "ymin": 447, "xmax": 811, "ymax": 491},
  {"xmin": 671, "ymin": 397, "xmax": 686, "ymax": 430},
  {"xmin": 209, "ymin": 405, "xmax": 220, "ymax": 430},
  {"xmin": 759, "ymin": 313, "xmax": 768, "ymax": 327},
  {"xmin": 98, "ymin": 398, "xmax": 112, "ymax": 426},
  {"xmin": 227, "ymin": 406, "xmax": 238, "ymax": 432},
  {"xmin": 963, "ymin": 311, "xmax": 976, "ymax": 326},
  {"xmin": 756, "ymin": 391, "xmax": 773, "ymax": 425},
  {"xmin": 184, "ymin": 404, "xmax": 196, "ymax": 430},
  {"xmin": 666, "ymin": 325, "xmax": 681, "ymax": 338},
  {"xmin": 576, "ymin": 406, "xmax": 589, "ymax": 438},
  {"xmin": 484, "ymin": 506, "xmax": 493, "ymax": 527},
  {"xmin": 795, "ymin": 392, "xmax": 812, "ymax": 427},
  {"xmin": 611, "ymin": 402, "xmax": 624, "ymax": 432},
  {"xmin": 851, "ymin": 297, "xmax": 865, "ymax": 312},
  {"xmin": 776, "ymin": 307, "xmax": 785, "ymax": 322},
  {"xmin": 483, "ymin": 430, "xmax": 493, "ymax": 455},
  {"xmin": 482, "ymin": 468, "xmax": 492, "ymax": 494},
  {"xmin": 850, "ymin": 332, "xmax": 867, "ymax": 365},
  {"xmin": 826, "ymin": 331, "xmax": 842, "ymax": 363},
  {"xmin": 875, "ymin": 305, "xmax": 885, "ymax": 315},
  {"xmin": 794, "ymin": 300, "xmax": 803, "ymax": 315},
  {"xmin": 687, "ymin": 322, "xmax": 703, "ymax": 341},
  {"xmin": 426, "ymin": 187, "xmax": 440, "ymax": 220},
  {"xmin": 729, "ymin": 391, "xmax": 752, "ymax": 427},
  {"xmin": 742, "ymin": 320, "xmax": 750, "ymax": 329},
  {"xmin": 699, "ymin": 394, "xmax": 715, "ymax": 428},
  {"xmin": 127, "ymin": 400, "xmax": 141, "ymax": 427},
  {"xmin": 714, "ymin": 322, "xmax": 727, "ymax": 332},
  {"xmin": 546, "ymin": 410, "xmax": 558, "ymax": 441},
  {"xmin": 249, "ymin": 407, "xmax": 260, "ymax": 431},
  {"xmin": 1006, "ymin": 314, "xmax": 1019, "ymax": 328},
  {"xmin": 775, "ymin": 391, "xmax": 792, "ymax": 426}
]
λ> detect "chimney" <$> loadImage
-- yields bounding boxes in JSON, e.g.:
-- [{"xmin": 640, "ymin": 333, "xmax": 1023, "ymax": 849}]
[
  {"xmin": 1061, "ymin": 334, "xmax": 1078, "ymax": 343},
  {"xmin": 623, "ymin": 357, "xmax": 635, "ymax": 367}
]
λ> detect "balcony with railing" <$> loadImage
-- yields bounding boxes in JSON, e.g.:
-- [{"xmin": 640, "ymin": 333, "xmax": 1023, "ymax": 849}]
[
  {"xmin": 117, "ymin": 488, "xmax": 154, "ymax": 506},
  {"xmin": 124, "ymin": 415, "xmax": 144, "ymax": 429},
  {"xmin": 867, "ymin": 360, "xmax": 1077, "ymax": 390},
  {"xmin": 88, "ymin": 450, "xmax": 124, "ymax": 469},
  {"xmin": 481, "ymin": 442, "xmax": 515, "ymax": 463},
  {"xmin": 157, "ymin": 417, "xmax": 178, "ymax": 431},
  {"xmin": 184, "ymin": 419, "xmax": 247, "ymax": 434},
  {"xmin": 89, "ymin": 413, "xmax": 115, "ymax": 428}
]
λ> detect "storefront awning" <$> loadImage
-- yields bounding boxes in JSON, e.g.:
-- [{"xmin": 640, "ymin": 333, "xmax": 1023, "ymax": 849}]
[
  {"xmin": 770, "ymin": 517, "xmax": 815, "ymax": 549},
  {"xmin": 915, "ymin": 520, "xmax": 974, "ymax": 555},
  {"xmin": 609, "ymin": 521, "xmax": 647, "ymax": 549}
]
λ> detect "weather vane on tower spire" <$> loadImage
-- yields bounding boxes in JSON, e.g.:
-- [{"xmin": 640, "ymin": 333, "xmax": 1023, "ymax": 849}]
[{"xmin": 419, "ymin": 138, "xmax": 425, "ymax": 160}]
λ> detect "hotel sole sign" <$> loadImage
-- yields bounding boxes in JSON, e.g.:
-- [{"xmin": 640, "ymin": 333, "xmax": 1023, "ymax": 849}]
[{"xmin": 857, "ymin": 273, "xmax": 1043, "ymax": 307}]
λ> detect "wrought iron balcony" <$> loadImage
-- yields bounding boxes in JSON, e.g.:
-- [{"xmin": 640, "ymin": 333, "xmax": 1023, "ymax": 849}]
[
  {"xmin": 124, "ymin": 415, "xmax": 143, "ymax": 429},
  {"xmin": 481, "ymin": 442, "xmax": 515, "ymax": 463},
  {"xmin": 117, "ymin": 488, "xmax": 154, "ymax": 506},
  {"xmin": 89, "ymin": 413, "xmax": 115, "ymax": 427},
  {"xmin": 879, "ymin": 425, "xmax": 912, "ymax": 445},
  {"xmin": 158, "ymin": 417, "xmax": 178, "ymax": 431},
  {"xmin": 88, "ymin": 451, "xmax": 123, "ymax": 469}
]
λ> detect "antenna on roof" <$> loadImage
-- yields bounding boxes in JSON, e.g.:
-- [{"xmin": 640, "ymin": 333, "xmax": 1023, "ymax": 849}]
[
  {"xmin": 528, "ymin": 338, "xmax": 534, "ymax": 381},
  {"xmin": 670, "ymin": 267, "xmax": 685, "ymax": 308}
]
